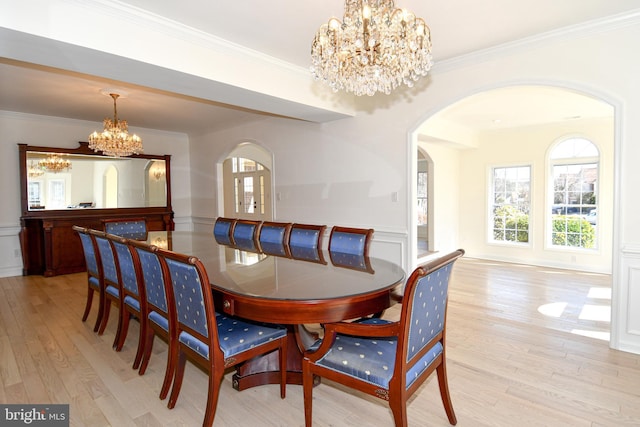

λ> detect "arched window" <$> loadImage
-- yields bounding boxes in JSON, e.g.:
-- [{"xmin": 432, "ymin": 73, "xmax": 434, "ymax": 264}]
[{"xmin": 549, "ymin": 137, "xmax": 599, "ymax": 250}]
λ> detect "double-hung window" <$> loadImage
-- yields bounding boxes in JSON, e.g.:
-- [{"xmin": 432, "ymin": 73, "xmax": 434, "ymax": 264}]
[
  {"xmin": 549, "ymin": 138, "xmax": 598, "ymax": 250},
  {"xmin": 490, "ymin": 165, "xmax": 531, "ymax": 244}
]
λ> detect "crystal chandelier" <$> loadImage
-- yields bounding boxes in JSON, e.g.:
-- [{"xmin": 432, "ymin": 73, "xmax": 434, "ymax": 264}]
[
  {"xmin": 311, "ymin": 0, "xmax": 433, "ymax": 96},
  {"xmin": 39, "ymin": 154, "xmax": 72, "ymax": 173},
  {"xmin": 88, "ymin": 92, "xmax": 143, "ymax": 157}
]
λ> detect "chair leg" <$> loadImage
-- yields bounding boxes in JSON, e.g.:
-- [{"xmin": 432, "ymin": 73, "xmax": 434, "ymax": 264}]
[
  {"xmin": 436, "ymin": 362, "xmax": 457, "ymax": 425},
  {"xmin": 160, "ymin": 332, "xmax": 179, "ymax": 401},
  {"xmin": 98, "ymin": 298, "xmax": 112, "ymax": 335},
  {"xmin": 167, "ymin": 350, "xmax": 187, "ymax": 408},
  {"xmin": 202, "ymin": 371, "xmax": 223, "ymax": 427},
  {"xmin": 389, "ymin": 395, "xmax": 408, "ymax": 427},
  {"xmin": 302, "ymin": 362, "xmax": 314, "ymax": 427},
  {"xmin": 114, "ymin": 310, "xmax": 130, "ymax": 351},
  {"xmin": 138, "ymin": 325, "xmax": 156, "ymax": 375},
  {"xmin": 132, "ymin": 316, "xmax": 146, "ymax": 370},
  {"xmin": 92, "ymin": 291, "xmax": 105, "ymax": 333},
  {"xmin": 82, "ymin": 285, "xmax": 94, "ymax": 322}
]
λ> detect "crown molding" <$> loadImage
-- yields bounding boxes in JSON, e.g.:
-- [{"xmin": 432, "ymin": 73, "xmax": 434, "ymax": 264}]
[
  {"xmin": 433, "ymin": 9, "xmax": 640, "ymax": 73},
  {"xmin": 68, "ymin": 0, "xmax": 310, "ymax": 76}
]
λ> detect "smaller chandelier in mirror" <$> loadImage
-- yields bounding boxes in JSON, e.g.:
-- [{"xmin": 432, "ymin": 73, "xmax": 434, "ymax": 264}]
[
  {"xmin": 89, "ymin": 91, "xmax": 143, "ymax": 157},
  {"xmin": 39, "ymin": 154, "xmax": 72, "ymax": 173},
  {"xmin": 149, "ymin": 161, "xmax": 166, "ymax": 181},
  {"xmin": 311, "ymin": 0, "xmax": 433, "ymax": 96}
]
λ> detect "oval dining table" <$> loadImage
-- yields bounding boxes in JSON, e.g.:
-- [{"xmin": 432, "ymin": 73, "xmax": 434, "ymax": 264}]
[{"xmin": 146, "ymin": 230, "xmax": 406, "ymax": 390}]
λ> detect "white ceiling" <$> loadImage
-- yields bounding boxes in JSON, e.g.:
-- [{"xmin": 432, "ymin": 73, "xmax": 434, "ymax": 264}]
[{"xmin": 1, "ymin": 0, "xmax": 635, "ymax": 135}]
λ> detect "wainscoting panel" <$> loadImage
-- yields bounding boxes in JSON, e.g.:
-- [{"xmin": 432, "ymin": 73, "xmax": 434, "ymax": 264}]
[
  {"xmin": 617, "ymin": 245, "xmax": 640, "ymax": 354},
  {"xmin": 0, "ymin": 225, "xmax": 24, "ymax": 278}
]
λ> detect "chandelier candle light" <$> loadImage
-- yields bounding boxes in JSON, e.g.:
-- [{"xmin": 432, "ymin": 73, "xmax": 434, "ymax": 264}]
[
  {"xmin": 311, "ymin": 0, "xmax": 433, "ymax": 96},
  {"xmin": 89, "ymin": 92, "xmax": 143, "ymax": 157}
]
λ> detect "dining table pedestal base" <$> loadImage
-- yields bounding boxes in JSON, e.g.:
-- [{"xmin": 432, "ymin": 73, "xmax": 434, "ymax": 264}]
[{"xmin": 232, "ymin": 325, "xmax": 320, "ymax": 390}]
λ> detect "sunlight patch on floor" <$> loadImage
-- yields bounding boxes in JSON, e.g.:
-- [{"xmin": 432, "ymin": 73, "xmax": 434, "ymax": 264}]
[
  {"xmin": 579, "ymin": 304, "xmax": 610, "ymax": 322},
  {"xmin": 571, "ymin": 329, "xmax": 610, "ymax": 341},
  {"xmin": 587, "ymin": 287, "xmax": 611, "ymax": 300},
  {"xmin": 538, "ymin": 302, "xmax": 567, "ymax": 317}
]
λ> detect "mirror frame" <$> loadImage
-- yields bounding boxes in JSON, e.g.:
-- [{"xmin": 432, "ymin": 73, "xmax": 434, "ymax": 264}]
[{"xmin": 18, "ymin": 141, "xmax": 173, "ymax": 217}]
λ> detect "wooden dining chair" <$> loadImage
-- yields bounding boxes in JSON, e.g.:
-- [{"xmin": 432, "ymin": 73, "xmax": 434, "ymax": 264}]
[
  {"xmin": 289, "ymin": 223, "xmax": 327, "ymax": 264},
  {"xmin": 89, "ymin": 229, "xmax": 124, "ymax": 346},
  {"xmin": 157, "ymin": 248, "xmax": 288, "ymax": 426},
  {"xmin": 328, "ymin": 226, "xmax": 375, "ymax": 272},
  {"xmin": 257, "ymin": 221, "xmax": 293, "ymax": 257},
  {"xmin": 108, "ymin": 234, "xmax": 148, "ymax": 369},
  {"xmin": 128, "ymin": 239, "xmax": 177, "ymax": 401},
  {"xmin": 213, "ymin": 217, "xmax": 236, "ymax": 245},
  {"xmin": 231, "ymin": 219, "xmax": 262, "ymax": 252},
  {"xmin": 73, "ymin": 226, "xmax": 104, "ymax": 332},
  {"xmin": 103, "ymin": 218, "xmax": 148, "ymax": 240},
  {"xmin": 302, "ymin": 249, "xmax": 465, "ymax": 427}
]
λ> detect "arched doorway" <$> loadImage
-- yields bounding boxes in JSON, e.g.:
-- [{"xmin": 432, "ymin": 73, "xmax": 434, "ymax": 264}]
[
  {"xmin": 220, "ymin": 142, "xmax": 273, "ymax": 221},
  {"xmin": 416, "ymin": 147, "xmax": 433, "ymax": 258},
  {"xmin": 410, "ymin": 84, "xmax": 615, "ymax": 341}
]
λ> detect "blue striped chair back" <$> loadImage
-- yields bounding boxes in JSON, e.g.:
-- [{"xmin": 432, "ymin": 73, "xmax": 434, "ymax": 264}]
[
  {"xmin": 93, "ymin": 233, "xmax": 119, "ymax": 287},
  {"xmin": 289, "ymin": 223, "xmax": 326, "ymax": 263},
  {"xmin": 258, "ymin": 222, "xmax": 292, "ymax": 257},
  {"xmin": 232, "ymin": 220, "xmax": 261, "ymax": 252},
  {"xmin": 134, "ymin": 245, "xmax": 168, "ymax": 315},
  {"xmin": 111, "ymin": 238, "xmax": 140, "ymax": 299},
  {"xmin": 77, "ymin": 229, "xmax": 99, "ymax": 278},
  {"xmin": 104, "ymin": 218, "xmax": 147, "ymax": 240},
  {"xmin": 213, "ymin": 217, "xmax": 236, "ymax": 245}
]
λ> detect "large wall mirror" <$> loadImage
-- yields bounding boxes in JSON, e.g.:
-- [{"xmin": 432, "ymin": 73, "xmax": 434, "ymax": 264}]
[
  {"xmin": 18, "ymin": 142, "xmax": 173, "ymax": 276},
  {"xmin": 19, "ymin": 142, "xmax": 171, "ymax": 214}
]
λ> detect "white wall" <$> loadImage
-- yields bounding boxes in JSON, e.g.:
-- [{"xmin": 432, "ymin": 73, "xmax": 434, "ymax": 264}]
[{"xmin": 0, "ymin": 111, "xmax": 192, "ymax": 276}]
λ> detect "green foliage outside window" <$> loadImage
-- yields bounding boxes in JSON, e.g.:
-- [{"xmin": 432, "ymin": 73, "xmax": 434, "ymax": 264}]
[
  {"xmin": 493, "ymin": 206, "xmax": 596, "ymax": 249},
  {"xmin": 493, "ymin": 205, "xmax": 529, "ymax": 243},
  {"xmin": 552, "ymin": 216, "xmax": 596, "ymax": 248}
]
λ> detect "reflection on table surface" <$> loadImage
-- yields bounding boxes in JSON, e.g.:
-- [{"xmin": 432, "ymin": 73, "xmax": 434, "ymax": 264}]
[{"xmin": 144, "ymin": 231, "xmax": 405, "ymax": 301}]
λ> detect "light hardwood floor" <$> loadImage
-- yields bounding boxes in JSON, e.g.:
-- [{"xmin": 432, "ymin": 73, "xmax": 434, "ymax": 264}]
[{"xmin": 1, "ymin": 258, "xmax": 639, "ymax": 426}]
